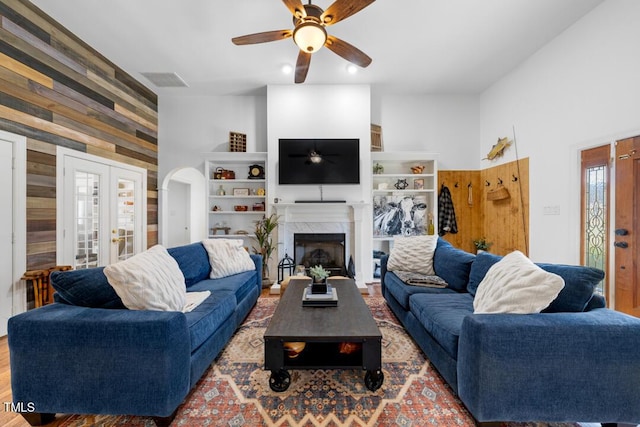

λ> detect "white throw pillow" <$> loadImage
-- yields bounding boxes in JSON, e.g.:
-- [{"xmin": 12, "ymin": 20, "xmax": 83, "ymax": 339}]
[
  {"xmin": 202, "ymin": 238, "xmax": 255, "ymax": 279},
  {"xmin": 104, "ymin": 245, "xmax": 186, "ymax": 311},
  {"xmin": 473, "ymin": 251, "xmax": 565, "ymax": 314},
  {"xmin": 387, "ymin": 235, "xmax": 438, "ymax": 276}
]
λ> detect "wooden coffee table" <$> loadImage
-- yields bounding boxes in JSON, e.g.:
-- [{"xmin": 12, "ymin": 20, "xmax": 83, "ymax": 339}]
[{"xmin": 264, "ymin": 277, "xmax": 383, "ymax": 392}]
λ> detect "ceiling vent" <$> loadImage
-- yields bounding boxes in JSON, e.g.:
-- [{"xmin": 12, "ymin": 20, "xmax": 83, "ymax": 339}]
[{"xmin": 140, "ymin": 72, "xmax": 189, "ymax": 88}]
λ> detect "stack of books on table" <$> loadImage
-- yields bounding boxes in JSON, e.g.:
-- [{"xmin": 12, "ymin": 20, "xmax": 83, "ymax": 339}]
[{"xmin": 302, "ymin": 285, "xmax": 338, "ymax": 307}]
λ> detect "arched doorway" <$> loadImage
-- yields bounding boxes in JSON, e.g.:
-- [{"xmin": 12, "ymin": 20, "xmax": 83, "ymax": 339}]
[{"xmin": 160, "ymin": 167, "xmax": 206, "ymax": 247}]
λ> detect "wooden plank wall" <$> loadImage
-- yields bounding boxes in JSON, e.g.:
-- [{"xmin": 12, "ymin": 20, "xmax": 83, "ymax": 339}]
[
  {"xmin": 0, "ymin": 0, "xmax": 158, "ymax": 270},
  {"xmin": 437, "ymin": 170, "xmax": 482, "ymax": 253},
  {"xmin": 481, "ymin": 158, "xmax": 529, "ymax": 256},
  {"xmin": 438, "ymin": 158, "xmax": 529, "ymax": 256}
]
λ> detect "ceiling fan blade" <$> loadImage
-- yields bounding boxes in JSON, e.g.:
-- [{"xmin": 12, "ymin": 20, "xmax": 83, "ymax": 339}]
[
  {"xmin": 325, "ymin": 35, "xmax": 372, "ymax": 68},
  {"xmin": 320, "ymin": 0, "xmax": 375, "ymax": 26},
  {"xmin": 232, "ymin": 29, "xmax": 292, "ymax": 45},
  {"xmin": 295, "ymin": 51, "xmax": 312, "ymax": 84},
  {"xmin": 282, "ymin": 0, "xmax": 306, "ymax": 19}
]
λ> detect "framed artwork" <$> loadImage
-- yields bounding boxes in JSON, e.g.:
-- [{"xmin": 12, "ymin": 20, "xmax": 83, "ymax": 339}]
[
  {"xmin": 414, "ymin": 178, "xmax": 424, "ymax": 190},
  {"xmin": 233, "ymin": 188, "xmax": 250, "ymax": 196},
  {"xmin": 373, "ymin": 195, "xmax": 428, "ymax": 237}
]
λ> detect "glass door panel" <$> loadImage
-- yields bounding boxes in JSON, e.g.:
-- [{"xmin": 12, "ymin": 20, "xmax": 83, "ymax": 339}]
[
  {"xmin": 74, "ymin": 171, "xmax": 101, "ymax": 268},
  {"xmin": 116, "ymin": 178, "xmax": 136, "ymax": 261},
  {"xmin": 110, "ymin": 168, "xmax": 144, "ymax": 263}
]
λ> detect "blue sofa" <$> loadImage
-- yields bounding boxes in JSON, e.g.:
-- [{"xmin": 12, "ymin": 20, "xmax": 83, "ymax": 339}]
[
  {"xmin": 381, "ymin": 238, "xmax": 640, "ymax": 426},
  {"xmin": 8, "ymin": 242, "xmax": 261, "ymax": 426}
]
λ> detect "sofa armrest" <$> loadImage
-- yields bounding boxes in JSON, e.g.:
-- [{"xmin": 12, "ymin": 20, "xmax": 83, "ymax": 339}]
[
  {"xmin": 380, "ymin": 255, "xmax": 389, "ymax": 294},
  {"xmin": 250, "ymin": 254, "xmax": 263, "ymax": 287},
  {"xmin": 8, "ymin": 303, "xmax": 191, "ymax": 417},
  {"xmin": 458, "ymin": 309, "xmax": 640, "ymax": 423}
]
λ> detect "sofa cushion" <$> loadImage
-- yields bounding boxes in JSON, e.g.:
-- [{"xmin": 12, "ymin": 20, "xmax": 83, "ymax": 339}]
[
  {"xmin": 104, "ymin": 245, "xmax": 186, "ymax": 311},
  {"xmin": 387, "ymin": 235, "xmax": 438, "ymax": 275},
  {"xmin": 539, "ymin": 263, "xmax": 604, "ymax": 313},
  {"xmin": 168, "ymin": 242, "xmax": 211, "ymax": 288},
  {"xmin": 202, "ymin": 239, "xmax": 255, "ymax": 279},
  {"xmin": 409, "ymin": 293, "xmax": 474, "ymax": 359},
  {"xmin": 434, "ymin": 238, "xmax": 476, "ymax": 292},
  {"xmin": 184, "ymin": 291, "xmax": 236, "ymax": 352},
  {"xmin": 50, "ymin": 267, "xmax": 125, "ymax": 309},
  {"xmin": 474, "ymin": 251, "xmax": 565, "ymax": 314},
  {"xmin": 467, "ymin": 251, "xmax": 502, "ymax": 296},
  {"xmin": 385, "ymin": 270, "xmax": 455, "ymax": 310},
  {"xmin": 187, "ymin": 270, "xmax": 257, "ymax": 305},
  {"xmin": 467, "ymin": 251, "xmax": 604, "ymax": 312}
]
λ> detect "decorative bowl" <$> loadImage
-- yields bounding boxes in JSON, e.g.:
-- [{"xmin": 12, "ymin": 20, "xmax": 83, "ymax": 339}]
[{"xmin": 234, "ymin": 205, "xmax": 248, "ymax": 211}]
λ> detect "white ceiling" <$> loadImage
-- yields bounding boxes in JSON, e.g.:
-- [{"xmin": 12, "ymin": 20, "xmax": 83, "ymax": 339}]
[{"xmin": 29, "ymin": 0, "xmax": 604, "ymax": 97}]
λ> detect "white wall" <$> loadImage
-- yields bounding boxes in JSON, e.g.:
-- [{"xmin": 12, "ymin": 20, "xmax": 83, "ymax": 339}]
[
  {"xmin": 375, "ymin": 94, "xmax": 481, "ymax": 170},
  {"xmin": 479, "ymin": 0, "xmax": 640, "ymax": 263},
  {"xmin": 158, "ymin": 95, "xmax": 267, "ymax": 181}
]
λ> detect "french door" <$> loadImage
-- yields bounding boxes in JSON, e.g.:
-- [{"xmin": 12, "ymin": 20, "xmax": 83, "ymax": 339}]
[{"xmin": 58, "ymin": 150, "xmax": 146, "ymax": 268}]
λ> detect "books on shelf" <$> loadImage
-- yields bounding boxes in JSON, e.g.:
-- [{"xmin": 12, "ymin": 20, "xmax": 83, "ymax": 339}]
[{"xmin": 302, "ymin": 285, "xmax": 338, "ymax": 307}]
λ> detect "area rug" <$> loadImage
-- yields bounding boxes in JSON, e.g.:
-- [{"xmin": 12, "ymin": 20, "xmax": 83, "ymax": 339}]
[{"xmin": 59, "ymin": 297, "xmax": 579, "ymax": 427}]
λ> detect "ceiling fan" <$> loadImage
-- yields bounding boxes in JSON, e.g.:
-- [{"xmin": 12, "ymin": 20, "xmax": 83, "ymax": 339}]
[{"xmin": 232, "ymin": 0, "xmax": 374, "ymax": 84}]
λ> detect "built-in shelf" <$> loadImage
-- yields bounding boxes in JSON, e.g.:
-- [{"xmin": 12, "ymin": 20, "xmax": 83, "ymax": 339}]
[{"xmin": 204, "ymin": 153, "xmax": 267, "ymax": 239}]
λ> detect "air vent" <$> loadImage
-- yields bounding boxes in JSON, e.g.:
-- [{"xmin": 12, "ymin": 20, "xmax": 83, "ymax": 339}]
[{"xmin": 140, "ymin": 72, "xmax": 189, "ymax": 88}]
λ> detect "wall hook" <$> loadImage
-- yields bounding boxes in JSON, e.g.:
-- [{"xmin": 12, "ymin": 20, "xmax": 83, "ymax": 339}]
[
  {"xmin": 485, "ymin": 180, "xmax": 491, "ymax": 186},
  {"xmin": 498, "ymin": 177, "xmax": 503, "ymax": 185},
  {"xmin": 454, "ymin": 182, "xmax": 459, "ymax": 188},
  {"xmin": 512, "ymin": 174, "xmax": 518, "ymax": 182}
]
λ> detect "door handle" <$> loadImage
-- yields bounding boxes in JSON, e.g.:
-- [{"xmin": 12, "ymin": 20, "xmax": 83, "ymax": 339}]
[
  {"xmin": 112, "ymin": 238, "xmax": 124, "ymax": 243},
  {"xmin": 614, "ymin": 241, "xmax": 628, "ymax": 248},
  {"xmin": 615, "ymin": 229, "xmax": 629, "ymax": 236}
]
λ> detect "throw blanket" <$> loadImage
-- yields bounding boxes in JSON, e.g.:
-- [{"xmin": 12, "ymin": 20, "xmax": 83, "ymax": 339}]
[
  {"xmin": 438, "ymin": 184, "xmax": 458, "ymax": 236},
  {"xmin": 394, "ymin": 271, "xmax": 448, "ymax": 288}
]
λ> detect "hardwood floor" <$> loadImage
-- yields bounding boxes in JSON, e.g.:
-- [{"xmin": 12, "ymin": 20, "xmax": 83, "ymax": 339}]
[{"xmin": 0, "ymin": 284, "xmax": 602, "ymax": 427}]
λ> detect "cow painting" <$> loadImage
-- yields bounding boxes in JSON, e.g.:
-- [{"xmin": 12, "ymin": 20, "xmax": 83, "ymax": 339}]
[{"xmin": 373, "ymin": 195, "xmax": 427, "ymax": 236}]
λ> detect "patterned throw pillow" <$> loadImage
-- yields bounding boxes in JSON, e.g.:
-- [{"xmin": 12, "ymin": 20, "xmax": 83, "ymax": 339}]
[{"xmin": 387, "ymin": 235, "xmax": 438, "ymax": 276}]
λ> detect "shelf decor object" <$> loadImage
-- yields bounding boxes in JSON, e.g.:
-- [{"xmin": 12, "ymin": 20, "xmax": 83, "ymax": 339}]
[{"xmin": 229, "ymin": 131, "xmax": 247, "ymax": 152}]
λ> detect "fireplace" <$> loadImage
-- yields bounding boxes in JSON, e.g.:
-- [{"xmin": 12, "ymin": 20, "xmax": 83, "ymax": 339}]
[{"xmin": 294, "ymin": 233, "xmax": 346, "ymax": 276}]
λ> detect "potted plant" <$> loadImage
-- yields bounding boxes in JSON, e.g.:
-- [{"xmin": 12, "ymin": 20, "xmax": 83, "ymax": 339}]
[
  {"xmin": 252, "ymin": 213, "xmax": 279, "ymax": 287},
  {"xmin": 473, "ymin": 237, "xmax": 492, "ymax": 253},
  {"xmin": 309, "ymin": 264, "xmax": 330, "ymax": 294}
]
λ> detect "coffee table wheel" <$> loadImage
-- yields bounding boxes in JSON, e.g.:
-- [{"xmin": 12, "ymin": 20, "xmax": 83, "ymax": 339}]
[
  {"xmin": 365, "ymin": 369, "xmax": 384, "ymax": 391},
  {"xmin": 269, "ymin": 369, "xmax": 291, "ymax": 392}
]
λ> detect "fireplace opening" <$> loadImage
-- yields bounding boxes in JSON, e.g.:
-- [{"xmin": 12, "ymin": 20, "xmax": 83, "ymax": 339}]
[{"xmin": 294, "ymin": 233, "xmax": 346, "ymax": 276}]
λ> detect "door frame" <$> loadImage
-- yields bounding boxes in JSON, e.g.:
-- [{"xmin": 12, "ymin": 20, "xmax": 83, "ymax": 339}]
[
  {"xmin": 56, "ymin": 147, "xmax": 147, "ymax": 266},
  {"xmin": 0, "ymin": 130, "xmax": 27, "ymax": 317}
]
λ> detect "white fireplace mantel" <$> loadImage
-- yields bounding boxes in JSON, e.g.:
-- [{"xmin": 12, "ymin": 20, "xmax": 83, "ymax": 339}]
[{"xmin": 271, "ymin": 202, "xmax": 370, "ymax": 294}]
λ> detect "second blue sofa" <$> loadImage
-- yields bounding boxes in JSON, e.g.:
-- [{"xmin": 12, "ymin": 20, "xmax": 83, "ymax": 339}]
[{"xmin": 381, "ymin": 238, "xmax": 640, "ymax": 426}]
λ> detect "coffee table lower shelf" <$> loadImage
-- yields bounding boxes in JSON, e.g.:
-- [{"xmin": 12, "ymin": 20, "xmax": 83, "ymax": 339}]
[{"xmin": 264, "ymin": 340, "xmax": 384, "ymax": 392}]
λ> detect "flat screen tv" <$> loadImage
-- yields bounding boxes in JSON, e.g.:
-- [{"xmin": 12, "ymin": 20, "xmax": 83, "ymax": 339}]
[{"xmin": 278, "ymin": 138, "xmax": 360, "ymax": 185}]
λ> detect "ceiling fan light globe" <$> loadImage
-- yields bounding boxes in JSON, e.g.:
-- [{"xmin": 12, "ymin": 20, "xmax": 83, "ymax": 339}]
[{"xmin": 293, "ymin": 22, "xmax": 327, "ymax": 53}]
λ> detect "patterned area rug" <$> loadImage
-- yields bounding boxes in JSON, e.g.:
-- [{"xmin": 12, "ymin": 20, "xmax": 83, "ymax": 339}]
[{"xmin": 60, "ymin": 297, "xmax": 579, "ymax": 427}]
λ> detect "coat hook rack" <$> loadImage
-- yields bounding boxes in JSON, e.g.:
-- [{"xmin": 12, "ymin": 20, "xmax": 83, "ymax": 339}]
[{"xmin": 512, "ymin": 174, "xmax": 518, "ymax": 182}]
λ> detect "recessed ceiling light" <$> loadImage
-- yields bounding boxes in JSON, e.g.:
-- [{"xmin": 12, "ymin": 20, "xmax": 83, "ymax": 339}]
[
  {"xmin": 281, "ymin": 64, "xmax": 293, "ymax": 75},
  {"xmin": 346, "ymin": 64, "xmax": 358, "ymax": 75}
]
